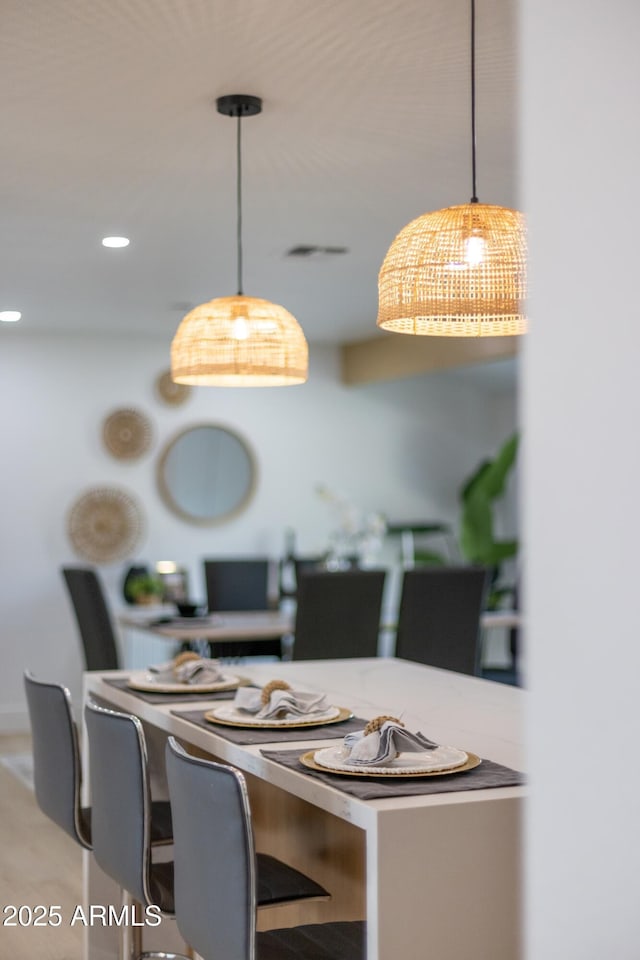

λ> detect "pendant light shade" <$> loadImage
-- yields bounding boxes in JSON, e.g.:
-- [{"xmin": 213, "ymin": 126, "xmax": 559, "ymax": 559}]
[
  {"xmin": 171, "ymin": 295, "xmax": 308, "ymax": 386},
  {"xmin": 377, "ymin": 202, "xmax": 526, "ymax": 336},
  {"xmin": 377, "ymin": 1, "xmax": 527, "ymax": 337},
  {"xmin": 171, "ymin": 94, "xmax": 308, "ymax": 386}
]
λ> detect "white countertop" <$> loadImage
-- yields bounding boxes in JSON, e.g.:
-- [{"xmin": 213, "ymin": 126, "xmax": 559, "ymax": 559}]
[{"xmin": 87, "ymin": 657, "xmax": 524, "ymax": 827}]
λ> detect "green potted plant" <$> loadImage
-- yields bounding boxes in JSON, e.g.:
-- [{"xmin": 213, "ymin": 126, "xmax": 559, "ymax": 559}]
[
  {"xmin": 124, "ymin": 573, "xmax": 164, "ymax": 605},
  {"xmin": 459, "ymin": 432, "xmax": 519, "ymax": 608},
  {"xmin": 414, "ymin": 432, "xmax": 519, "ymax": 609}
]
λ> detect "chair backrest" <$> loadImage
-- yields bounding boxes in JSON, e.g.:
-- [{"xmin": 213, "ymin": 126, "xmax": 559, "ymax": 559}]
[
  {"xmin": 84, "ymin": 699, "xmax": 151, "ymax": 904},
  {"xmin": 203, "ymin": 558, "xmax": 270, "ymax": 612},
  {"xmin": 165, "ymin": 737, "xmax": 256, "ymax": 960},
  {"xmin": 279, "ymin": 555, "xmax": 325, "ymax": 600},
  {"xmin": 62, "ymin": 566, "xmax": 120, "ymax": 670},
  {"xmin": 293, "ymin": 556, "xmax": 326, "ymax": 582},
  {"xmin": 23, "ymin": 671, "xmax": 91, "ymax": 849},
  {"xmin": 292, "ymin": 569, "xmax": 385, "ymax": 660},
  {"xmin": 395, "ymin": 566, "xmax": 489, "ymax": 675}
]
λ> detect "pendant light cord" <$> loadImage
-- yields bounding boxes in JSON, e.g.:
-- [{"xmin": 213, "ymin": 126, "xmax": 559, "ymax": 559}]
[
  {"xmin": 470, "ymin": 0, "xmax": 478, "ymax": 204},
  {"xmin": 236, "ymin": 110, "xmax": 243, "ymax": 295}
]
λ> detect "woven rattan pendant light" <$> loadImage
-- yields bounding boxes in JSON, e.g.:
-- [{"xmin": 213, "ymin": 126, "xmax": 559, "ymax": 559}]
[
  {"xmin": 171, "ymin": 95, "xmax": 308, "ymax": 386},
  {"xmin": 377, "ymin": 0, "xmax": 527, "ymax": 337}
]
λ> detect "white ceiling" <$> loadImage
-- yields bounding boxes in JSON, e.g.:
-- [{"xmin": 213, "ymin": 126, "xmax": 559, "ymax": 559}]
[{"xmin": 0, "ymin": 0, "xmax": 518, "ymax": 345}]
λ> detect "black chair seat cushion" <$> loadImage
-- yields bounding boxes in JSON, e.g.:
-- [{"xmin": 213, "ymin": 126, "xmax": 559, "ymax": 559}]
[
  {"xmin": 257, "ymin": 853, "xmax": 329, "ymax": 906},
  {"xmin": 146, "ymin": 851, "xmax": 329, "ymax": 917},
  {"xmin": 257, "ymin": 920, "xmax": 366, "ymax": 959}
]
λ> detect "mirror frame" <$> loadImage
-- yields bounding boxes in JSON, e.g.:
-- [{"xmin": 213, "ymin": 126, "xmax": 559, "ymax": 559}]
[{"xmin": 157, "ymin": 422, "xmax": 257, "ymax": 526}]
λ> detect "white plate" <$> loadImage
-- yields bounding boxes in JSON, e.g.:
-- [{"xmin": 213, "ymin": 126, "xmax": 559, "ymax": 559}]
[
  {"xmin": 206, "ymin": 704, "xmax": 345, "ymax": 728},
  {"xmin": 311, "ymin": 743, "xmax": 469, "ymax": 775},
  {"xmin": 126, "ymin": 671, "xmax": 241, "ymax": 694}
]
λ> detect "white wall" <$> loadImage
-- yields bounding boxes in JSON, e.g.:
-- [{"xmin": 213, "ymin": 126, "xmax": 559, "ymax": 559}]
[
  {"xmin": 522, "ymin": 0, "xmax": 640, "ymax": 956},
  {"xmin": 0, "ymin": 331, "xmax": 514, "ymax": 729}
]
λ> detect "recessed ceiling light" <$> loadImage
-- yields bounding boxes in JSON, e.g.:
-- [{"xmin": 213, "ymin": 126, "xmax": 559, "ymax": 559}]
[
  {"xmin": 0, "ymin": 310, "xmax": 21, "ymax": 322},
  {"xmin": 102, "ymin": 236, "xmax": 130, "ymax": 248}
]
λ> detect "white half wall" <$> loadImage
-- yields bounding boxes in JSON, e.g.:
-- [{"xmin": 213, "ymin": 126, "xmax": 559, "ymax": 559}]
[
  {"xmin": 522, "ymin": 0, "xmax": 640, "ymax": 956},
  {"xmin": 0, "ymin": 331, "xmax": 515, "ymax": 729}
]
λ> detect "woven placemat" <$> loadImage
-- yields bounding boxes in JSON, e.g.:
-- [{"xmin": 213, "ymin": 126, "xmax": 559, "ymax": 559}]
[
  {"xmin": 260, "ymin": 748, "xmax": 525, "ymax": 800},
  {"xmin": 171, "ymin": 708, "xmax": 368, "ymax": 745},
  {"xmin": 103, "ymin": 676, "xmax": 247, "ymax": 704}
]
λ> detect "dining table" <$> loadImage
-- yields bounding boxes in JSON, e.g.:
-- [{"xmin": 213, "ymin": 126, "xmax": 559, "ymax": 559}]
[
  {"xmin": 83, "ymin": 657, "xmax": 525, "ymax": 960},
  {"xmin": 118, "ymin": 607, "xmax": 291, "ymax": 642},
  {"xmin": 117, "ymin": 607, "xmax": 292, "ymax": 665},
  {"xmin": 118, "ymin": 606, "xmax": 522, "ymax": 661}
]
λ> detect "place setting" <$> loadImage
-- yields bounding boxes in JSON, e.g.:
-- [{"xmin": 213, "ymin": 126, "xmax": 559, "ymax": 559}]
[
  {"xmin": 104, "ymin": 652, "xmax": 249, "ymax": 704},
  {"xmin": 262, "ymin": 715, "xmax": 525, "ymax": 800},
  {"xmin": 173, "ymin": 678, "xmax": 367, "ymax": 745}
]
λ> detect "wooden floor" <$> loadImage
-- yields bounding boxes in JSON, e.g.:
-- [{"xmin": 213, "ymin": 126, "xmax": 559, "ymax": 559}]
[{"xmin": 0, "ymin": 733, "xmax": 84, "ymax": 960}]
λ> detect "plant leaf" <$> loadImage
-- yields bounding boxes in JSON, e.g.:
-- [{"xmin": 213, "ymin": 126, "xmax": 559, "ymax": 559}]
[
  {"xmin": 413, "ymin": 550, "xmax": 447, "ymax": 566},
  {"xmin": 480, "ymin": 433, "xmax": 519, "ymax": 499},
  {"xmin": 460, "ymin": 460, "xmax": 492, "ymax": 503},
  {"xmin": 460, "ymin": 492, "xmax": 494, "ymax": 563},
  {"xmin": 460, "ymin": 433, "xmax": 519, "ymax": 504},
  {"xmin": 485, "ymin": 540, "xmax": 519, "ymax": 564}
]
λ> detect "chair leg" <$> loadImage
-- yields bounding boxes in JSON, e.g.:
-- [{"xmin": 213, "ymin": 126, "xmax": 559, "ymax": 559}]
[
  {"xmin": 120, "ymin": 893, "xmax": 142, "ymax": 960},
  {"xmin": 120, "ymin": 893, "xmax": 192, "ymax": 960}
]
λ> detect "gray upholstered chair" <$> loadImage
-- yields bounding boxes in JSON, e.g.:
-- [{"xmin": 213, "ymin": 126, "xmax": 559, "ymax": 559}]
[
  {"xmin": 166, "ymin": 737, "xmax": 366, "ymax": 960},
  {"xmin": 394, "ymin": 566, "xmax": 490, "ymax": 675},
  {"xmin": 84, "ymin": 701, "xmax": 329, "ymax": 958},
  {"xmin": 24, "ymin": 671, "xmax": 92, "ymax": 849},
  {"xmin": 23, "ymin": 671, "xmax": 173, "ymax": 851},
  {"xmin": 84, "ymin": 699, "xmax": 188, "ymax": 960}
]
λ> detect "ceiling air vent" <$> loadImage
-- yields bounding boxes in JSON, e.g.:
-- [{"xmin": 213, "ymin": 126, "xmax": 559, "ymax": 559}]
[{"xmin": 286, "ymin": 245, "xmax": 348, "ymax": 258}]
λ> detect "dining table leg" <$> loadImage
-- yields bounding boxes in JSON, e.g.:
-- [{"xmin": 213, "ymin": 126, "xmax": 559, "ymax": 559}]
[{"xmin": 369, "ymin": 795, "xmax": 522, "ymax": 960}]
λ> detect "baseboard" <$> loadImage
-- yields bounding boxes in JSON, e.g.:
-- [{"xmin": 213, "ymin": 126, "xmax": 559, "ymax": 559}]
[{"xmin": 0, "ymin": 705, "xmax": 30, "ymax": 734}]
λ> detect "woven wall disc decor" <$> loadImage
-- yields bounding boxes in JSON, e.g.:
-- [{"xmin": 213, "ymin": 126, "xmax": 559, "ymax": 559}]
[
  {"xmin": 67, "ymin": 486, "xmax": 144, "ymax": 564},
  {"xmin": 155, "ymin": 370, "xmax": 192, "ymax": 407},
  {"xmin": 102, "ymin": 408, "xmax": 153, "ymax": 460}
]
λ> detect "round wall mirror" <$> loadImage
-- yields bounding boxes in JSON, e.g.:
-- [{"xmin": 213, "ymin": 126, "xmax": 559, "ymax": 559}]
[{"xmin": 157, "ymin": 423, "xmax": 256, "ymax": 525}]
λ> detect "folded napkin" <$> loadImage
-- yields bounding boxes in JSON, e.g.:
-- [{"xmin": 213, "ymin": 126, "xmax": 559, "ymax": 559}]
[
  {"xmin": 148, "ymin": 657, "xmax": 224, "ymax": 685},
  {"xmin": 234, "ymin": 680, "xmax": 330, "ymax": 720},
  {"xmin": 343, "ymin": 717, "xmax": 439, "ymax": 766}
]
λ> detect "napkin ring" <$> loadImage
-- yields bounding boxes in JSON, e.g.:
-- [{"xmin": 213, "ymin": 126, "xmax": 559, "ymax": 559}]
[
  {"xmin": 260, "ymin": 679, "xmax": 291, "ymax": 705},
  {"xmin": 173, "ymin": 651, "xmax": 201, "ymax": 676},
  {"xmin": 363, "ymin": 715, "xmax": 404, "ymax": 736}
]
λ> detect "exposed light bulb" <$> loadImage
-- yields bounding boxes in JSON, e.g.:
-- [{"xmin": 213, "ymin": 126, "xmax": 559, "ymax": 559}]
[
  {"xmin": 0, "ymin": 310, "xmax": 21, "ymax": 322},
  {"xmin": 465, "ymin": 235, "xmax": 486, "ymax": 266},
  {"xmin": 231, "ymin": 316, "xmax": 250, "ymax": 340}
]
